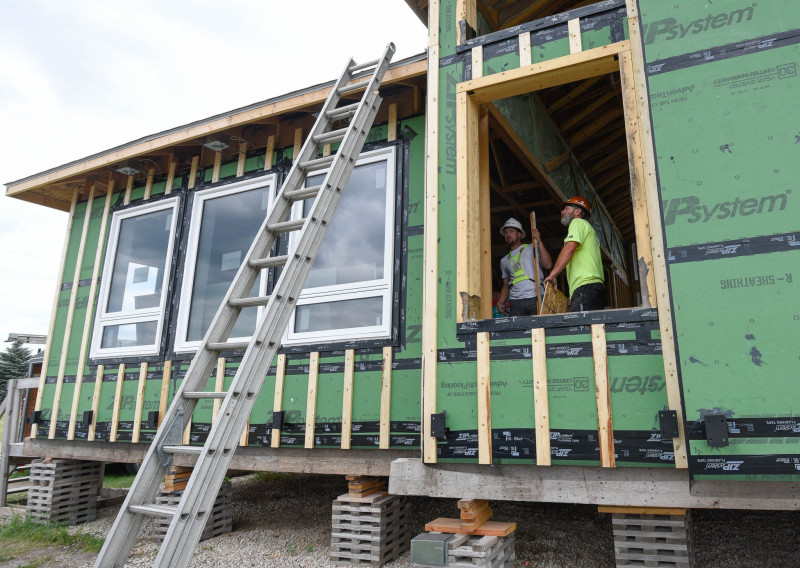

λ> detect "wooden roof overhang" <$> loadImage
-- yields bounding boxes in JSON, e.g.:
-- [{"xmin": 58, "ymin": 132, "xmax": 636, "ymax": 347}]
[{"xmin": 4, "ymin": 54, "xmax": 428, "ymax": 211}]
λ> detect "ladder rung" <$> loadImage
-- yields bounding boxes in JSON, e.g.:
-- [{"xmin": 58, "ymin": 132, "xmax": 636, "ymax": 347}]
[
  {"xmin": 349, "ymin": 58, "xmax": 379, "ymax": 73},
  {"xmin": 267, "ymin": 218, "xmax": 306, "ymax": 234},
  {"xmin": 206, "ymin": 341, "xmax": 251, "ymax": 351},
  {"xmin": 298, "ymin": 155, "xmax": 335, "ymax": 170},
  {"xmin": 326, "ymin": 102, "xmax": 360, "ymax": 119},
  {"xmin": 228, "ymin": 295, "xmax": 271, "ymax": 308},
  {"xmin": 313, "ymin": 127, "xmax": 348, "ymax": 145},
  {"xmin": 248, "ymin": 254, "xmax": 288, "ymax": 269},
  {"xmin": 161, "ymin": 445, "xmax": 203, "ymax": 455},
  {"xmin": 182, "ymin": 391, "xmax": 227, "ymax": 399},
  {"xmin": 129, "ymin": 503, "xmax": 177, "ymax": 518},
  {"xmin": 283, "ymin": 185, "xmax": 322, "ymax": 202},
  {"xmin": 338, "ymin": 78, "xmax": 371, "ymax": 95}
]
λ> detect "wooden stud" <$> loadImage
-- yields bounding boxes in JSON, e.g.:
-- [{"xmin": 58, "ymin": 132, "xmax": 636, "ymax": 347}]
[
  {"xmin": 271, "ymin": 354, "xmax": 287, "ymax": 448},
  {"xmin": 143, "ymin": 167, "xmax": 154, "ymax": 200},
  {"xmin": 164, "ymin": 158, "xmax": 177, "ymax": 195},
  {"xmin": 422, "ymin": 40, "xmax": 441, "ymax": 464},
  {"xmin": 379, "ymin": 346, "xmax": 393, "ymax": 449},
  {"xmin": 68, "ymin": 180, "xmax": 115, "ymax": 440},
  {"xmin": 478, "ymin": 107, "xmax": 492, "ymax": 319},
  {"xmin": 188, "ymin": 156, "xmax": 200, "ymax": 189},
  {"xmin": 236, "ymin": 141, "xmax": 248, "ymax": 177},
  {"xmin": 459, "ymin": 41, "xmax": 629, "ymax": 105},
  {"xmin": 131, "ymin": 363, "xmax": 148, "ymax": 443},
  {"xmin": 263, "ymin": 134, "xmax": 275, "ymax": 170},
  {"xmin": 213, "ymin": 358, "xmax": 226, "ymax": 421},
  {"xmin": 109, "ymin": 364, "xmax": 126, "ymax": 443},
  {"xmin": 387, "ymin": 102, "xmax": 398, "ymax": 142},
  {"xmin": 211, "ymin": 151, "xmax": 222, "ymax": 183},
  {"xmin": 87, "ymin": 365, "xmax": 103, "ymax": 441},
  {"xmin": 240, "ymin": 417, "xmax": 249, "ymax": 447},
  {"xmin": 159, "ymin": 361, "xmax": 172, "ymax": 427},
  {"xmin": 50, "ymin": 184, "xmax": 96, "ymax": 439},
  {"xmin": 519, "ymin": 32, "xmax": 532, "ymax": 67},
  {"xmin": 471, "ymin": 46, "xmax": 484, "ymax": 80},
  {"xmin": 293, "ymin": 128, "xmax": 303, "ymax": 163},
  {"xmin": 456, "ymin": 0, "xmax": 477, "ymax": 45},
  {"xmin": 123, "ymin": 175, "xmax": 133, "ymax": 205},
  {"xmin": 323, "ymin": 144, "xmax": 331, "ymax": 157},
  {"xmin": 591, "ymin": 324, "xmax": 615, "ymax": 467},
  {"xmin": 304, "ymin": 352, "xmax": 320, "ymax": 449},
  {"xmin": 568, "ymin": 18, "xmax": 582, "ymax": 54},
  {"xmin": 531, "ymin": 328, "xmax": 551, "ymax": 465},
  {"xmin": 624, "ymin": 4, "xmax": 688, "ymax": 468},
  {"xmin": 477, "ymin": 332, "xmax": 492, "ymax": 465},
  {"xmin": 341, "ymin": 350, "xmax": 355, "ymax": 450},
  {"xmin": 32, "ymin": 191, "xmax": 78, "ymax": 439}
]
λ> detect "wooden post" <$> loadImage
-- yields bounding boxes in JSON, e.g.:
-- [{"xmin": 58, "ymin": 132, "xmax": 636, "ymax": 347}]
[
  {"xmin": 304, "ymin": 352, "xmax": 320, "ymax": 449},
  {"xmin": 143, "ymin": 167, "xmax": 155, "ymax": 200},
  {"xmin": 123, "ymin": 175, "xmax": 133, "ymax": 205},
  {"xmin": 519, "ymin": 33, "xmax": 532, "ymax": 67},
  {"xmin": 211, "ymin": 151, "xmax": 222, "ymax": 183},
  {"xmin": 263, "ymin": 134, "xmax": 275, "ymax": 170},
  {"xmin": 341, "ymin": 350, "xmax": 355, "ymax": 450},
  {"xmin": 236, "ymin": 141, "xmax": 248, "ymax": 177},
  {"xmin": 471, "ymin": 46, "xmax": 483, "ymax": 80},
  {"xmin": 592, "ymin": 324, "xmax": 615, "ymax": 467},
  {"xmin": 188, "ymin": 156, "xmax": 200, "ymax": 189},
  {"xmin": 213, "ymin": 358, "xmax": 226, "ymax": 422},
  {"xmin": 131, "ymin": 363, "xmax": 148, "ymax": 443},
  {"xmin": 568, "ymin": 18, "xmax": 582, "ymax": 54},
  {"xmin": 159, "ymin": 361, "xmax": 172, "ymax": 427},
  {"xmin": 165, "ymin": 158, "xmax": 177, "ymax": 195},
  {"xmin": 271, "ymin": 354, "xmax": 287, "ymax": 448},
  {"xmin": 87, "ymin": 365, "xmax": 104, "ymax": 442},
  {"xmin": 387, "ymin": 102, "xmax": 398, "ymax": 142},
  {"xmin": 477, "ymin": 332, "xmax": 492, "ymax": 465},
  {"xmin": 379, "ymin": 346, "xmax": 393, "ymax": 449},
  {"xmin": 109, "ymin": 364, "xmax": 126, "ymax": 443},
  {"xmin": 531, "ymin": 328, "xmax": 551, "ymax": 465}
]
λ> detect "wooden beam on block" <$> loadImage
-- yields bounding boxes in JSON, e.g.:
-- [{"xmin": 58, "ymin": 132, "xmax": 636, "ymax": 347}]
[
  {"xmin": 387, "ymin": 102, "xmax": 398, "ymax": 142},
  {"xmin": 271, "ymin": 354, "xmax": 287, "ymax": 448},
  {"xmin": 458, "ymin": 41, "xmax": 628, "ymax": 105},
  {"xmin": 477, "ymin": 332, "xmax": 492, "ymax": 465},
  {"xmin": 341, "ymin": 349, "xmax": 355, "ymax": 450},
  {"xmin": 471, "ymin": 45, "xmax": 483, "ymax": 80},
  {"xmin": 519, "ymin": 32, "xmax": 532, "ymax": 67},
  {"xmin": 424, "ymin": 518, "xmax": 516, "ymax": 537},
  {"xmin": 213, "ymin": 358, "xmax": 225, "ymax": 422},
  {"xmin": 143, "ymin": 167, "xmax": 154, "ymax": 200},
  {"xmin": 568, "ymin": 18, "xmax": 582, "ymax": 54},
  {"xmin": 131, "ymin": 363, "xmax": 148, "ymax": 443},
  {"xmin": 264, "ymin": 134, "xmax": 275, "ymax": 170},
  {"xmin": 592, "ymin": 324, "xmax": 615, "ymax": 467},
  {"xmin": 109, "ymin": 364, "xmax": 125, "ymax": 443},
  {"xmin": 305, "ymin": 352, "xmax": 319, "ymax": 449},
  {"xmin": 159, "ymin": 361, "xmax": 171, "ymax": 427},
  {"xmin": 87, "ymin": 365, "xmax": 104, "ymax": 442},
  {"xmin": 188, "ymin": 156, "xmax": 199, "ymax": 189},
  {"xmin": 531, "ymin": 327, "xmax": 550, "ymax": 466},
  {"xmin": 50, "ymin": 184, "xmax": 96, "ymax": 440},
  {"xmin": 379, "ymin": 346, "xmax": 393, "ymax": 449},
  {"xmin": 422, "ymin": 39, "xmax": 441, "ymax": 464},
  {"xmin": 211, "ymin": 151, "xmax": 222, "ymax": 183}
]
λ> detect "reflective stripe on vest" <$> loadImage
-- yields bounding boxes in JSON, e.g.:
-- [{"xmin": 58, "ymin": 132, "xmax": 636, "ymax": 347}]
[{"xmin": 508, "ymin": 244, "xmax": 531, "ymax": 286}]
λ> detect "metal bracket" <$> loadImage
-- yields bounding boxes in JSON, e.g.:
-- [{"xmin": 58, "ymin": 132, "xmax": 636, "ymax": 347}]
[
  {"xmin": 157, "ymin": 408, "xmax": 185, "ymax": 467},
  {"xmin": 81, "ymin": 410, "xmax": 94, "ymax": 428},
  {"xmin": 268, "ymin": 410, "xmax": 285, "ymax": 430},
  {"xmin": 28, "ymin": 410, "xmax": 43, "ymax": 425},
  {"xmin": 430, "ymin": 411, "xmax": 449, "ymax": 440},
  {"xmin": 146, "ymin": 411, "xmax": 160, "ymax": 430},
  {"xmin": 704, "ymin": 414, "xmax": 729, "ymax": 447},
  {"xmin": 658, "ymin": 410, "xmax": 679, "ymax": 440}
]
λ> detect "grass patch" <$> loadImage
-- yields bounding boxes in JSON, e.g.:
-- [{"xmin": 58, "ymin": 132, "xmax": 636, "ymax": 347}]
[
  {"xmin": 103, "ymin": 473, "xmax": 136, "ymax": 489},
  {"xmin": 0, "ymin": 516, "xmax": 105, "ymax": 554}
]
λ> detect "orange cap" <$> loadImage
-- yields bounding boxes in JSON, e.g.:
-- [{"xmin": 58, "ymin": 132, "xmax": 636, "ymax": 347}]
[{"xmin": 562, "ymin": 196, "xmax": 591, "ymax": 216}]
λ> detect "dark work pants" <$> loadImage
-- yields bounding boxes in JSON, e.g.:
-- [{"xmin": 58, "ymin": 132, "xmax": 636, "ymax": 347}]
[
  {"xmin": 509, "ymin": 297, "xmax": 538, "ymax": 316},
  {"xmin": 568, "ymin": 283, "xmax": 606, "ymax": 312}
]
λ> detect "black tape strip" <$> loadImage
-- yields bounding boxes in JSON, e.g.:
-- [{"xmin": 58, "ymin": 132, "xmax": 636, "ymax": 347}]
[
  {"xmin": 73, "ymin": 428, "xmax": 90, "ymax": 440},
  {"xmin": 690, "ymin": 454, "xmax": 800, "ymax": 475},
  {"xmin": 44, "ymin": 376, "xmax": 58, "ymax": 384},
  {"xmin": 391, "ymin": 421, "xmax": 422, "ymax": 434},
  {"xmin": 439, "ymin": 53, "xmax": 468, "ymax": 68},
  {"xmin": 646, "ymin": 29, "xmax": 800, "ymax": 77},
  {"xmin": 687, "ymin": 417, "xmax": 800, "ymax": 439},
  {"xmin": 437, "ymin": 339, "xmax": 661, "ymax": 363},
  {"xmin": 667, "ymin": 232, "xmax": 800, "ymax": 264},
  {"xmin": 492, "ymin": 428, "xmax": 536, "ymax": 460},
  {"xmin": 116, "ymin": 432, "xmax": 133, "ymax": 442},
  {"xmin": 457, "ymin": 307, "xmax": 658, "ymax": 334},
  {"xmin": 406, "ymin": 224, "xmax": 424, "ymax": 236}
]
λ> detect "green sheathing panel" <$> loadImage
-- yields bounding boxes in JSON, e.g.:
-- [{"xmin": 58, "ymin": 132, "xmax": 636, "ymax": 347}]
[
  {"xmin": 640, "ymin": 0, "xmax": 800, "ymax": 478},
  {"xmin": 490, "ymin": 355, "xmax": 534, "ymax": 464},
  {"xmin": 350, "ymin": 370, "xmax": 381, "ymax": 447},
  {"xmin": 639, "ymin": 2, "xmax": 800, "ymax": 60}
]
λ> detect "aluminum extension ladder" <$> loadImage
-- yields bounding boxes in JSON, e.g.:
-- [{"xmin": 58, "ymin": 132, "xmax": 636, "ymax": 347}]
[{"xmin": 94, "ymin": 43, "xmax": 395, "ymax": 568}]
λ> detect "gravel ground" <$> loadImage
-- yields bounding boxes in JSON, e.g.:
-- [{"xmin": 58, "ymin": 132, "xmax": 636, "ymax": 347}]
[{"xmin": 4, "ymin": 472, "xmax": 800, "ymax": 567}]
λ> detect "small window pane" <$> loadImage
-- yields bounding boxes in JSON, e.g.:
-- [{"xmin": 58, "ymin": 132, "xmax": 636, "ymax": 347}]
[
  {"xmin": 101, "ymin": 322, "xmax": 158, "ymax": 348},
  {"xmin": 187, "ymin": 186, "xmax": 269, "ymax": 341},
  {"xmin": 294, "ymin": 297, "xmax": 382, "ymax": 333},
  {"xmin": 304, "ymin": 160, "xmax": 387, "ymax": 288},
  {"xmin": 107, "ymin": 209, "xmax": 173, "ymax": 313}
]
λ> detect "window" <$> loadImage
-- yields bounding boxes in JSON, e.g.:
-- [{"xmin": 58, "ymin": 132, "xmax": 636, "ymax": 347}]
[
  {"xmin": 91, "ymin": 198, "xmax": 179, "ymax": 357},
  {"xmin": 284, "ymin": 146, "xmax": 396, "ymax": 344},
  {"xmin": 174, "ymin": 174, "xmax": 277, "ymax": 352}
]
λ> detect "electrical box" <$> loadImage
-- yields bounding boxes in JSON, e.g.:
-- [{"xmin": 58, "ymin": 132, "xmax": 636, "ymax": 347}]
[{"xmin": 410, "ymin": 533, "xmax": 454, "ymax": 565}]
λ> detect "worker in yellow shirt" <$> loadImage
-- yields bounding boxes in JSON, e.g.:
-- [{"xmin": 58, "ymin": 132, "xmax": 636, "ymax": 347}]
[{"xmin": 543, "ymin": 196, "xmax": 606, "ymax": 312}]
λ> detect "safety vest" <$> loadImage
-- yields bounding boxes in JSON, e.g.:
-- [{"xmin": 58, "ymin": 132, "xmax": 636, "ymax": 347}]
[{"xmin": 508, "ymin": 244, "xmax": 532, "ymax": 287}]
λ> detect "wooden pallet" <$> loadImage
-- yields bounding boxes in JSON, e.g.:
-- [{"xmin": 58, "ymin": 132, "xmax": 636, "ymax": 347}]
[
  {"xmin": 612, "ymin": 512, "xmax": 694, "ymax": 568},
  {"xmin": 26, "ymin": 459, "xmax": 102, "ymax": 525},
  {"xmin": 153, "ymin": 481, "xmax": 232, "ymax": 542},
  {"xmin": 330, "ymin": 494, "xmax": 412, "ymax": 567},
  {"xmin": 414, "ymin": 533, "xmax": 515, "ymax": 568}
]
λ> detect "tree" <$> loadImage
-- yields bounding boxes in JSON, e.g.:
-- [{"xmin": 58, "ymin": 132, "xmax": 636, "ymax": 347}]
[{"xmin": 0, "ymin": 341, "xmax": 32, "ymax": 400}]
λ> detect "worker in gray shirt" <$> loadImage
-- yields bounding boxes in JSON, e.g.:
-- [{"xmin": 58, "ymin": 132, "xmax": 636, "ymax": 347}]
[{"xmin": 496, "ymin": 217, "xmax": 553, "ymax": 316}]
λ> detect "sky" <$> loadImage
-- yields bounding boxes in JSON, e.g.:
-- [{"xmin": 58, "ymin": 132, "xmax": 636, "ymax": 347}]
[{"xmin": 0, "ymin": 0, "xmax": 428, "ymax": 352}]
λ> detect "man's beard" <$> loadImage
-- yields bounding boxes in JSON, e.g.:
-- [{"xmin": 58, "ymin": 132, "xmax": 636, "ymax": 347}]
[{"xmin": 560, "ymin": 213, "xmax": 573, "ymax": 227}]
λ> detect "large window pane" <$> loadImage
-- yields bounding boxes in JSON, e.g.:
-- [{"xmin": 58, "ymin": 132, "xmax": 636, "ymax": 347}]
[
  {"xmin": 187, "ymin": 186, "xmax": 269, "ymax": 341},
  {"xmin": 106, "ymin": 209, "xmax": 172, "ymax": 313},
  {"xmin": 294, "ymin": 297, "xmax": 383, "ymax": 333},
  {"xmin": 304, "ymin": 160, "xmax": 387, "ymax": 288}
]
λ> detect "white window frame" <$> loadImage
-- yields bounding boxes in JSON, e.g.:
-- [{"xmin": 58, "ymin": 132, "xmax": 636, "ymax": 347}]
[
  {"xmin": 90, "ymin": 197, "xmax": 180, "ymax": 358},
  {"xmin": 283, "ymin": 146, "xmax": 397, "ymax": 345},
  {"xmin": 174, "ymin": 174, "xmax": 278, "ymax": 353}
]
